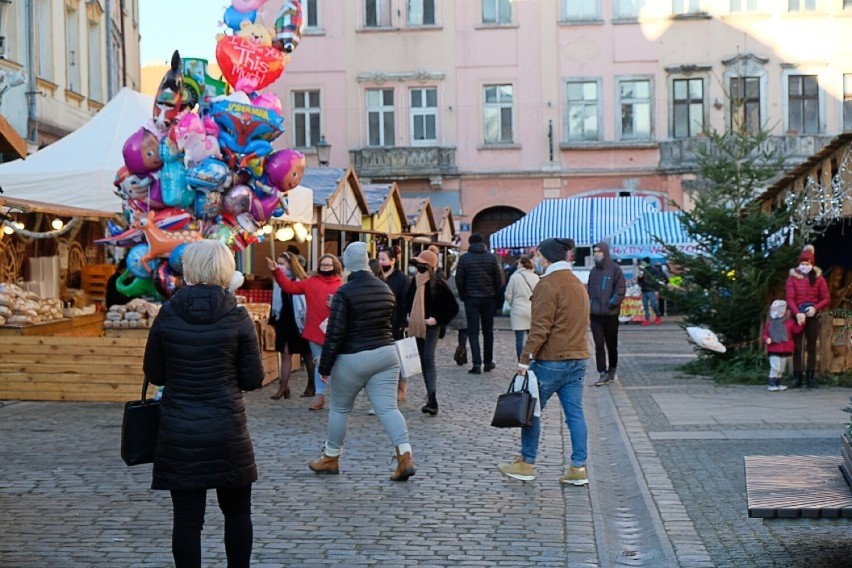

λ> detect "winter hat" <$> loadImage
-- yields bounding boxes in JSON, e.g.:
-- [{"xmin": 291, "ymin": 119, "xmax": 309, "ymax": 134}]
[
  {"xmin": 342, "ymin": 241, "xmax": 369, "ymax": 272},
  {"xmin": 769, "ymin": 299, "xmax": 787, "ymax": 319},
  {"xmin": 537, "ymin": 238, "xmax": 574, "ymax": 263},
  {"xmin": 411, "ymin": 248, "xmax": 438, "ymax": 269},
  {"xmin": 798, "ymin": 245, "xmax": 815, "ymax": 264},
  {"xmin": 468, "ymin": 233, "xmax": 484, "ymax": 244}
]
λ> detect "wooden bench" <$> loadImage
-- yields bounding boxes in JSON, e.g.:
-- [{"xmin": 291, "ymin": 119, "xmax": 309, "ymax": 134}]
[{"xmin": 744, "ymin": 455, "xmax": 852, "ymax": 523}]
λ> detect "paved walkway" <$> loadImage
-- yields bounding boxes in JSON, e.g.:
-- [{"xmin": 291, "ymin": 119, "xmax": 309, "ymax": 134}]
[{"xmin": 0, "ymin": 320, "xmax": 850, "ymax": 566}]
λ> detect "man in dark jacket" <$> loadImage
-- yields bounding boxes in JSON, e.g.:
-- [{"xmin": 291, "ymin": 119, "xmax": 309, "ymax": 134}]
[
  {"xmin": 637, "ymin": 256, "xmax": 667, "ymax": 325},
  {"xmin": 586, "ymin": 242, "xmax": 625, "ymax": 387},
  {"xmin": 455, "ymin": 233, "xmax": 503, "ymax": 374}
]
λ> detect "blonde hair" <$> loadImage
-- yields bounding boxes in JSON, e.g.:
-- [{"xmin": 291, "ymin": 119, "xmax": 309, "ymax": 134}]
[
  {"xmin": 182, "ymin": 240, "xmax": 235, "ymax": 287},
  {"xmin": 278, "ymin": 251, "xmax": 308, "ymax": 280}
]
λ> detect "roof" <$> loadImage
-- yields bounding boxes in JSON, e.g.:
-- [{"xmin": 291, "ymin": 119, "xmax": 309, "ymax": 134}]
[
  {"xmin": 758, "ymin": 132, "xmax": 852, "ymax": 203},
  {"xmin": 608, "ymin": 211, "xmax": 696, "ymax": 259},
  {"xmin": 362, "ymin": 183, "xmax": 393, "ymax": 214},
  {"xmin": 489, "ymin": 196, "xmax": 658, "ymax": 249},
  {"xmin": 0, "ymin": 113, "xmax": 27, "ymax": 160},
  {"xmin": 301, "ymin": 167, "xmax": 347, "ymax": 206}
]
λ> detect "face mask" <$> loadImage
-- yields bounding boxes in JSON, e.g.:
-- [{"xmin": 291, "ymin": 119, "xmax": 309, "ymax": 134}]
[
  {"xmin": 416, "ymin": 265, "xmax": 429, "ymax": 273},
  {"xmin": 319, "ymin": 269, "xmax": 334, "ymax": 277},
  {"xmin": 380, "ymin": 263, "xmax": 393, "ymax": 272},
  {"xmin": 533, "ymin": 258, "xmax": 544, "ymax": 274},
  {"xmin": 283, "ymin": 268, "xmax": 293, "ymax": 278},
  {"xmin": 798, "ymin": 264, "xmax": 812, "ymax": 274}
]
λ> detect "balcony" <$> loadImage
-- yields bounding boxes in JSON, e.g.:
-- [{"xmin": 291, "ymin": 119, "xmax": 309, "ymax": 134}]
[
  {"xmin": 350, "ymin": 146, "xmax": 458, "ymax": 182},
  {"xmin": 658, "ymin": 134, "xmax": 836, "ymax": 173}
]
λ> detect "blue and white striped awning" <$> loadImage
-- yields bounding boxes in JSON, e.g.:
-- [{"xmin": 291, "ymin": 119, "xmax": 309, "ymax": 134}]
[
  {"xmin": 489, "ymin": 197, "xmax": 658, "ymax": 250},
  {"xmin": 608, "ymin": 211, "xmax": 697, "ymax": 259}
]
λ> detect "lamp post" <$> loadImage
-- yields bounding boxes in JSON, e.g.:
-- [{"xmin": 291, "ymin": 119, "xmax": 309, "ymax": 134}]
[{"xmin": 315, "ymin": 134, "xmax": 331, "ymax": 166}]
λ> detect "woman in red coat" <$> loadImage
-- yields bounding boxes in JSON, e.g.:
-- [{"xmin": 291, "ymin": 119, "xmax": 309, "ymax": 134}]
[
  {"xmin": 268, "ymin": 253, "xmax": 343, "ymax": 409},
  {"xmin": 784, "ymin": 245, "xmax": 830, "ymax": 388}
]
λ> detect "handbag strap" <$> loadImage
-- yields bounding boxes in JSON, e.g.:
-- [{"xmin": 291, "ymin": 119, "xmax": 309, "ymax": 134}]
[
  {"xmin": 141, "ymin": 377, "xmax": 151, "ymax": 401},
  {"xmin": 506, "ymin": 373, "xmax": 530, "ymax": 394}
]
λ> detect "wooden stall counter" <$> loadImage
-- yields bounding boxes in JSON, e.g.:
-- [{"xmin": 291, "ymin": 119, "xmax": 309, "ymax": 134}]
[{"xmin": 0, "ymin": 313, "xmax": 105, "ymax": 337}]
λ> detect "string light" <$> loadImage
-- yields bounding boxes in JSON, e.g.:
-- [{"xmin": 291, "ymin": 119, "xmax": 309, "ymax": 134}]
[
  {"xmin": 275, "ymin": 226, "xmax": 295, "ymax": 241},
  {"xmin": 293, "ymin": 222, "xmax": 308, "ymax": 241},
  {"xmin": 2, "ymin": 225, "xmax": 12, "ymax": 235},
  {"xmin": 261, "ymin": 224, "xmax": 273, "ymax": 235},
  {"xmin": 786, "ymin": 147, "xmax": 851, "ymax": 234},
  {"xmin": 51, "ymin": 219, "xmax": 64, "ymax": 230}
]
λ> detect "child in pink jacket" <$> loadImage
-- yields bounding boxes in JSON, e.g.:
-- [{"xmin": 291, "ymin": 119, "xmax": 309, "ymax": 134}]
[{"xmin": 761, "ymin": 300, "xmax": 803, "ymax": 391}]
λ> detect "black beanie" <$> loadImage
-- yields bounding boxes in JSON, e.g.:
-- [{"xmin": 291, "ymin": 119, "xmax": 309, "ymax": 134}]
[{"xmin": 537, "ymin": 238, "xmax": 574, "ymax": 263}]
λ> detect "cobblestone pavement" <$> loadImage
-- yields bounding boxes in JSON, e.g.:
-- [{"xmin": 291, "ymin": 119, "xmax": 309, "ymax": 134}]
[{"xmin": 0, "ymin": 320, "xmax": 850, "ymax": 567}]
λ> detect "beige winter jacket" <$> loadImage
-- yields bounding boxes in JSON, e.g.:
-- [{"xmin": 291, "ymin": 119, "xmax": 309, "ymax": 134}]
[{"xmin": 504, "ymin": 267, "xmax": 539, "ymax": 331}]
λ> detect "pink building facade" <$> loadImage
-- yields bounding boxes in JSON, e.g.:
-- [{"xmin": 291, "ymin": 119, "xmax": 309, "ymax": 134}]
[{"xmin": 262, "ymin": 0, "xmax": 852, "ymax": 243}]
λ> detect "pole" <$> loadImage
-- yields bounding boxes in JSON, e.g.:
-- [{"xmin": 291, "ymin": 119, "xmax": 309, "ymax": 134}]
[
  {"xmin": 25, "ymin": 0, "xmax": 36, "ymax": 143},
  {"xmin": 119, "ymin": 0, "xmax": 127, "ymax": 87},
  {"xmin": 105, "ymin": 0, "xmax": 114, "ymax": 98},
  {"xmin": 548, "ymin": 119, "xmax": 554, "ymax": 162}
]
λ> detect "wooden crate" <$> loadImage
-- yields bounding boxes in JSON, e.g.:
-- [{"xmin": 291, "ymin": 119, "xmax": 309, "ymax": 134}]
[{"xmin": 81, "ymin": 264, "xmax": 117, "ymax": 301}]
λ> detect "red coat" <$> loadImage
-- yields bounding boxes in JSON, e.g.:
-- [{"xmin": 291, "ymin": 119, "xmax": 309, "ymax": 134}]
[
  {"xmin": 761, "ymin": 318, "xmax": 803, "ymax": 356},
  {"xmin": 271, "ymin": 269, "xmax": 342, "ymax": 345},
  {"xmin": 785, "ymin": 268, "xmax": 830, "ymax": 316}
]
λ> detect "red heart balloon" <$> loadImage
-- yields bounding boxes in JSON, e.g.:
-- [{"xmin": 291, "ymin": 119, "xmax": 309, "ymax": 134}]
[{"xmin": 215, "ymin": 35, "xmax": 287, "ymax": 92}]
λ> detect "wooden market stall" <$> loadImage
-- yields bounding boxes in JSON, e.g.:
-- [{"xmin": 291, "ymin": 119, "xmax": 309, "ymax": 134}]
[
  {"xmin": 361, "ymin": 181, "xmax": 408, "ymax": 256},
  {"xmin": 758, "ymin": 132, "xmax": 852, "ymax": 373}
]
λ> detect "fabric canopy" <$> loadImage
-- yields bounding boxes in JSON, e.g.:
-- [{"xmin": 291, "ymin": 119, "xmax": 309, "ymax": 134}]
[
  {"xmin": 489, "ymin": 196, "xmax": 657, "ymax": 250},
  {"xmin": 608, "ymin": 211, "xmax": 697, "ymax": 259},
  {"xmin": 0, "ymin": 88, "xmax": 153, "ymax": 217}
]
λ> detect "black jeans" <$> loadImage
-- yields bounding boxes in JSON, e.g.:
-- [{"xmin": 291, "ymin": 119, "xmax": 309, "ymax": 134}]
[
  {"xmin": 464, "ymin": 297, "xmax": 495, "ymax": 367},
  {"xmin": 793, "ymin": 316, "xmax": 820, "ymax": 373},
  {"xmin": 416, "ymin": 325, "xmax": 440, "ymax": 394},
  {"xmin": 170, "ymin": 485, "xmax": 253, "ymax": 568},
  {"xmin": 590, "ymin": 314, "xmax": 619, "ymax": 373}
]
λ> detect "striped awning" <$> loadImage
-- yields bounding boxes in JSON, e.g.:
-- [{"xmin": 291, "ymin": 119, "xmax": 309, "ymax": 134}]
[
  {"xmin": 489, "ymin": 196, "xmax": 657, "ymax": 250},
  {"xmin": 608, "ymin": 211, "xmax": 697, "ymax": 259}
]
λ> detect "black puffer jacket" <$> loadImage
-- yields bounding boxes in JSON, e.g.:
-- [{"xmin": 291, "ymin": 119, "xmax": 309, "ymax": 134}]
[
  {"xmin": 319, "ymin": 270, "xmax": 396, "ymax": 376},
  {"xmin": 384, "ymin": 269, "xmax": 411, "ymax": 339},
  {"xmin": 143, "ymin": 284, "xmax": 264, "ymax": 491},
  {"xmin": 456, "ymin": 243, "xmax": 503, "ymax": 300}
]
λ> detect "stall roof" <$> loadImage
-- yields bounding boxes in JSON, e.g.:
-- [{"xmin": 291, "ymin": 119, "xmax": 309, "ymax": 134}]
[
  {"xmin": 758, "ymin": 132, "xmax": 852, "ymax": 203},
  {"xmin": 608, "ymin": 211, "xmax": 696, "ymax": 259},
  {"xmin": 0, "ymin": 88, "xmax": 153, "ymax": 216},
  {"xmin": 489, "ymin": 196, "xmax": 658, "ymax": 249}
]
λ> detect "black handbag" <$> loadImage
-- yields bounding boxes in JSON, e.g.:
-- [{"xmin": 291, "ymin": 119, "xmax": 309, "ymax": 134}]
[
  {"xmin": 490, "ymin": 374, "xmax": 536, "ymax": 428},
  {"xmin": 120, "ymin": 377, "xmax": 160, "ymax": 466}
]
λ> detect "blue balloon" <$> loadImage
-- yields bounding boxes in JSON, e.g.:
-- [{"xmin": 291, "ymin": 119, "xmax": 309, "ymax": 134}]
[
  {"xmin": 223, "ymin": 6, "xmax": 257, "ymax": 32},
  {"xmin": 187, "ymin": 157, "xmax": 231, "ymax": 190},
  {"xmin": 126, "ymin": 244, "xmax": 160, "ymax": 279},
  {"xmin": 168, "ymin": 242, "xmax": 189, "ymax": 274}
]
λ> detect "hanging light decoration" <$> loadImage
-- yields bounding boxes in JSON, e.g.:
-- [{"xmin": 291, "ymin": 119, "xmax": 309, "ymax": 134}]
[
  {"xmin": 293, "ymin": 222, "xmax": 308, "ymax": 242},
  {"xmin": 51, "ymin": 218, "xmax": 64, "ymax": 230},
  {"xmin": 276, "ymin": 226, "xmax": 295, "ymax": 241},
  {"xmin": 785, "ymin": 147, "xmax": 852, "ymax": 235}
]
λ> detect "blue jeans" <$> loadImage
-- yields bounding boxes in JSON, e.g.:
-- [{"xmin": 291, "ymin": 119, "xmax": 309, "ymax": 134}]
[
  {"xmin": 514, "ymin": 330, "xmax": 527, "ymax": 360},
  {"xmin": 520, "ymin": 359, "xmax": 588, "ymax": 467},
  {"xmin": 641, "ymin": 291, "xmax": 661, "ymax": 321},
  {"xmin": 309, "ymin": 341, "xmax": 325, "ymax": 395}
]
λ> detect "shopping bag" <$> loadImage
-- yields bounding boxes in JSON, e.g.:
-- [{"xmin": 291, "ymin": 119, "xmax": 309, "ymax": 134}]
[
  {"xmin": 491, "ymin": 373, "xmax": 536, "ymax": 428},
  {"xmin": 394, "ymin": 336, "xmax": 422, "ymax": 379},
  {"xmin": 120, "ymin": 377, "xmax": 160, "ymax": 466}
]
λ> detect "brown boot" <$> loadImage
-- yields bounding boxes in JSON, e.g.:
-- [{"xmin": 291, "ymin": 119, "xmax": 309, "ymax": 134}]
[
  {"xmin": 397, "ymin": 380, "xmax": 407, "ymax": 402},
  {"xmin": 308, "ymin": 454, "xmax": 339, "ymax": 475},
  {"xmin": 390, "ymin": 448, "xmax": 415, "ymax": 481},
  {"xmin": 308, "ymin": 394, "xmax": 326, "ymax": 410}
]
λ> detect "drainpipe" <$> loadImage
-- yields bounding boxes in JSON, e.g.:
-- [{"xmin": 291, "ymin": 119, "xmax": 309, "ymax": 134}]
[
  {"xmin": 105, "ymin": 0, "xmax": 113, "ymax": 97},
  {"xmin": 119, "ymin": 0, "xmax": 126, "ymax": 87},
  {"xmin": 25, "ymin": 0, "xmax": 36, "ymax": 143}
]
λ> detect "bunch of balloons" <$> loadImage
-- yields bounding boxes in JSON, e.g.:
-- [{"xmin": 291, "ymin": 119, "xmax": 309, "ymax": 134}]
[{"xmin": 98, "ymin": 0, "xmax": 306, "ymax": 301}]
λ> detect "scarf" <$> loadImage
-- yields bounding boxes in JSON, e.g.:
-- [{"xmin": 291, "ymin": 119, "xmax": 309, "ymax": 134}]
[
  {"xmin": 768, "ymin": 317, "xmax": 788, "ymax": 343},
  {"xmin": 406, "ymin": 271, "xmax": 430, "ymax": 339}
]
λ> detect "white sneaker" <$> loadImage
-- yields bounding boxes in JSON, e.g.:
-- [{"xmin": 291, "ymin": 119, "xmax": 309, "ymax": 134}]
[
  {"xmin": 776, "ymin": 384, "xmax": 787, "ymax": 391},
  {"xmin": 768, "ymin": 385, "xmax": 779, "ymax": 391},
  {"xmin": 368, "ymin": 406, "xmax": 376, "ymax": 415}
]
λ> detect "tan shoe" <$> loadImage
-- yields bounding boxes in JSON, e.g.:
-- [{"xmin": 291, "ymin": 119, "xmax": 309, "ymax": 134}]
[
  {"xmin": 559, "ymin": 465, "xmax": 589, "ymax": 486},
  {"xmin": 397, "ymin": 380, "xmax": 407, "ymax": 402},
  {"xmin": 390, "ymin": 449, "xmax": 415, "ymax": 481},
  {"xmin": 308, "ymin": 394, "xmax": 326, "ymax": 410},
  {"xmin": 308, "ymin": 454, "xmax": 339, "ymax": 475}
]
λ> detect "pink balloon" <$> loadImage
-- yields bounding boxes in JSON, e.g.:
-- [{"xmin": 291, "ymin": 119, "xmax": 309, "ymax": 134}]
[
  {"xmin": 249, "ymin": 192, "xmax": 283, "ymax": 222},
  {"xmin": 223, "ymin": 184, "xmax": 253, "ymax": 215},
  {"xmin": 265, "ymin": 149, "xmax": 305, "ymax": 191}
]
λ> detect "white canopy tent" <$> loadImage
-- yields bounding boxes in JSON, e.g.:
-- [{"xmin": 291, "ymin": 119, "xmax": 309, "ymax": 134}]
[{"xmin": 0, "ymin": 88, "xmax": 153, "ymax": 217}]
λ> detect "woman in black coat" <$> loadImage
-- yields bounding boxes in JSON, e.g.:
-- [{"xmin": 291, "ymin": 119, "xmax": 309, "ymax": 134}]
[
  {"xmin": 378, "ymin": 244, "xmax": 411, "ymax": 400},
  {"xmin": 143, "ymin": 240, "xmax": 264, "ymax": 568},
  {"xmin": 404, "ymin": 246, "xmax": 458, "ymax": 416}
]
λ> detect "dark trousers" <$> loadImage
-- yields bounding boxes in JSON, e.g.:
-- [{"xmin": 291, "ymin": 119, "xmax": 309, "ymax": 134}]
[
  {"xmin": 170, "ymin": 485, "xmax": 253, "ymax": 568},
  {"xmin": 464, "ymin": 297, "xmax": 495, "ymax": 367},
  {"xmin": 590, "ymin": 314, "xmax": 619, "ymax": 373},
  {"xmin": 793, "ymin": 317, "xmax": 820, "ymax": 373},
  {"xmin": 416, "ymin": 325, "xmax": 440, "ymax": 394}
]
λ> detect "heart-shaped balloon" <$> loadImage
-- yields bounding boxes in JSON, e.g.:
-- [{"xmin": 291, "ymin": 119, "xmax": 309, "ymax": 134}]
[{"xmin": 215, "ymin": 35, "xmax": 287, "ymax": 92}]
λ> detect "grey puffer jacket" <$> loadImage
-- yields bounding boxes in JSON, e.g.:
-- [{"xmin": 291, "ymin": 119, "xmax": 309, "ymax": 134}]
[{"xmin": 144, "ymin": 284, "xmax": 264, "ymax": 491}]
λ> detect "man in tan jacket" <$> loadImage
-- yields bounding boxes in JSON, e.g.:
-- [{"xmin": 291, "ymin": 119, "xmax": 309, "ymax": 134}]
[{"xmin": 498, "ymin": 237, "xmax": 591, "ymax": 485}]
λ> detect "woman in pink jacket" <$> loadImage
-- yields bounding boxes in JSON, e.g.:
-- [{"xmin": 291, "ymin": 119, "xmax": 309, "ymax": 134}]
[
  {"xmin": 784, "ymin": 245, "xmax": 830, "ymax": 389},
  {"xmin": 268, "ymin": 253, "xmax": 343, "ymax": 409}
]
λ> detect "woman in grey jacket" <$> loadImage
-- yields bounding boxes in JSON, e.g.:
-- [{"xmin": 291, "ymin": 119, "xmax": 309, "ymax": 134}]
[{"xmin": 586, "ymin": 242, "xmax": 626, "ymax": 387}]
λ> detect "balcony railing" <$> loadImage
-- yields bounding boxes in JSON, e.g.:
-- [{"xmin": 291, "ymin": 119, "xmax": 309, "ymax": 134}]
[
  {"xmin": 350, "ymin": 146, "xmax": 457, "ymax": 180},
  {"xmin": 658, "ymin": 134, "xmax": 836, "ymax": 173}
]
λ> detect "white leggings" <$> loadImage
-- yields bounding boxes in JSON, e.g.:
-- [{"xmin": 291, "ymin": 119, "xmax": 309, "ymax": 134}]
[{"xmin": 768, "ymin": 355, "xmax": 786, "ymax": 379}]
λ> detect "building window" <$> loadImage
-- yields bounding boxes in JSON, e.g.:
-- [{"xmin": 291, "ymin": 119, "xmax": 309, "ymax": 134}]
[
  {"xmin": 563, "ymin": 0, "xmax": 599, "ymax": 20},
  {"xmin": 35, "ymin": 0, "xmax": 53, "ymax": 80},
  {"xmin": 365, "ymin": 0, "xmax": 391, "ymax": 27},
  {"xmin": 366, "ymin": 88, "xmax": 395, "ymax": 146},
  {"xmin": 730, "ymin": 0, "xmax": 757, "ymax": 11},
  {"xmin": 729, "ymin": 76, "xmax": 761, "ymax": 133},
  {"xmin": 615, "ymin": 0, "xmax": 645, "ymax": 18},
  {"xmin": 88, "ymin": 20, "xmax": 102, "ymax": 101},
  {"xmin": 788, "ymin": 75, "xmax": 819, "ymax": 134},
  {"xmin": 788, "ymin": 0, "xmax": 815, "ymax": 10},
  {"xmin": 408, "ymin": 0, "xmax": 435, "ymax": 25},
  {"xmin": 293, "ymin": 90, "xmax": 321, "ymax": 148},
  {"xmin": 565, "ymin": 80, "xmax": 599, "ymax": 141},
  {"xmin": 304, "ymin": 0, "xmax": 318, "ymax": 28},
  {"xmin": 844, "ymin": 74, "xmax": 852, "ymax": 131},
  {"xmin": 672, "ymin": 78, "xmax": 704, "ymax": 138},
  {"xmin": 410, "ymin": 87, "xmax": 438, "ymax": 145},
  {"xmin": 65, "ymin": 4, "xmax": 80, "ymax": 93},
  {"xmin": 618, "ymin": 79, "xmax": 652, "ymax": 140},
  {"xmin": 672, "ymin": 0, "xmax": 700, "ymax": 14},
  {"xmin": 482, "ymin": 0, "xmax": 511, "ymax": 24},
  {"xmin": 483, "ymin": 84, "xmax": 513, "ymax": 144}
]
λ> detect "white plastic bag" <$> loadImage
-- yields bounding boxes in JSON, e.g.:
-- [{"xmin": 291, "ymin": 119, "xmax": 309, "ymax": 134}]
[
  {"xmin": 394, "ymin": 336, "xmax": 422, "ymax": 378},
  {"xmin": 686, "ymin": 326, "xmax": 726, "ymax": 353},
  {"xmin": 512, "ymin": 369, "xmax": 541, "ymax": 417}
]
